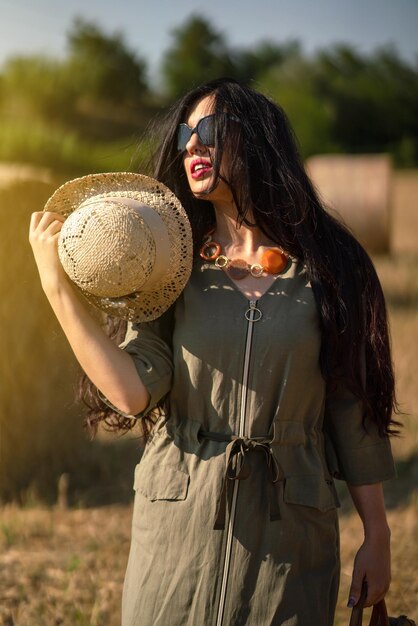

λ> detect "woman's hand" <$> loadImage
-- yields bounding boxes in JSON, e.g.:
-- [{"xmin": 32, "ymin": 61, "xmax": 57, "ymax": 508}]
[
  {"xmin": 347, "ymin": 482, "xmax": 391, "ymax": 609},
  {"xmin": 348, "ymin": 529, "xmax": 391, "ymax": 608},
  {"xmin": 29, "ymin": 211, "xmax": 67, "ymax": 291}
]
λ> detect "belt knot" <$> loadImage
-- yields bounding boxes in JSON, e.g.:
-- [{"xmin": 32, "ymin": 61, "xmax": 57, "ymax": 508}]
[
  {"xmin": 225, "ymin": 435, "xmax": 282, "ymax": 484},
  {"xmin": 200, "ymin": 425, "xmax": 284, "ymax": 530}
]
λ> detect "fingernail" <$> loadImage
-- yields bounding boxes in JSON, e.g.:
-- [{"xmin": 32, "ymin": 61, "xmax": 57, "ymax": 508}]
[{"xmin": 347, "ymin": 597, "xmax": 356, "ymax": 608}]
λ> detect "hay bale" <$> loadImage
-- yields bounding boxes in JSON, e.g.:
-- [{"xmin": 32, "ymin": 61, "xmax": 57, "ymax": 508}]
[
  {"xmin": 306, "ymin": 154, "xmax": 392, "ymax": 254},
  {"xmin": 0, "ymin": 162, "xmax": 53, "ymax": 189}
]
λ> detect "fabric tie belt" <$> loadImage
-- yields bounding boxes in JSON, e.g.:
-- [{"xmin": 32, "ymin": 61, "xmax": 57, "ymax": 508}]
[{"xmin": 198, "ymin": 427, "xmax": 284, "ymax": 530}]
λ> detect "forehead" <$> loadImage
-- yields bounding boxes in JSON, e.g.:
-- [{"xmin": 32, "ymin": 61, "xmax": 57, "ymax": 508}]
[{"xmin": 185, "ymin": 94, "xmax": 216, "ymax": 127}]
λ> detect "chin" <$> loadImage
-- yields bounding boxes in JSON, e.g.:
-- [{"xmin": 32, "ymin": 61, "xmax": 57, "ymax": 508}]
[
  {"xmin": 192, "ymin": 191, "xmax": 213, "ymax": 203},
  {"xmin": 189, "ymin": 179, "xmax": 215, "ymax": 198},
  {"xmin": 188, "ymin": 176, "xmax": 232, "ymax": 204}
]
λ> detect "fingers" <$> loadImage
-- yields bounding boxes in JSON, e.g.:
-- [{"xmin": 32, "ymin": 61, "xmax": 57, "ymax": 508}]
[
  {"xmin": 362, "ymin": 577, "xmax": 390, "ymax": 607},
  {"xmin": 348, "ymin": 549, "xmax": 367, "ymax": 608},
  {"xmin": 29, "ymin": 211, "xmax": 65, "ymax": 238},
  {"xmin": 30, "ymin": 211, "xmax": 44, "ymax": 231},
  {"xmin": 347, "ymin": 571, "xmax": 365, "ymax": 608},
  {"xmin": 348, "ymin": 573, "xmax": 388, "ymax": 608},
  {"xmin": 28, "ymin": 209, "xmax": 70, "ymax": 292},
  {"xmin": 348, "ymin": 569, "xmax": 390, "ymax": 608}
]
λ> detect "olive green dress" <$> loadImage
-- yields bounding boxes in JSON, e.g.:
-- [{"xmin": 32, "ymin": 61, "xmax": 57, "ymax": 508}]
[{"xmin": 117, "ymin": 257, "xmax": 395, "ymax": 626}]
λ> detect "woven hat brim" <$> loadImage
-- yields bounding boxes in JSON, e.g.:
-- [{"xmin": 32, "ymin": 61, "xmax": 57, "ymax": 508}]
[{"xmin": 44, "ymin": 172, "xmax": 193, "ymax": 322}]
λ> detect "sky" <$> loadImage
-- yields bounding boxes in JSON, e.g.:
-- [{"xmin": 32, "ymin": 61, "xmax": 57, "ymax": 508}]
[{"xmin": 0, "ymin": 0, "xmax": 417, "ymax": 82}]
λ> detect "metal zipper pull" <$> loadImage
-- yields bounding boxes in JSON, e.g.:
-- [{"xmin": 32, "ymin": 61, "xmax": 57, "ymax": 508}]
[{"xmin": 245, "ymin": 299, "xmax": 262, "ymax": 322}]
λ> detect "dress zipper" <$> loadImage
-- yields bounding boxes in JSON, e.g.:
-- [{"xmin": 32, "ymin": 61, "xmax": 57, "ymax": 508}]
[{"xmin": 215, "ymin": 300, "xmax": 260, "ymax": 626}]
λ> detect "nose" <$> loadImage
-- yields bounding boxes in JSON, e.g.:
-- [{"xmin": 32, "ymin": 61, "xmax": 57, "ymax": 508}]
[{"xmin": 185, "ymin": 130, "xmax": 208, "ymax": 156}]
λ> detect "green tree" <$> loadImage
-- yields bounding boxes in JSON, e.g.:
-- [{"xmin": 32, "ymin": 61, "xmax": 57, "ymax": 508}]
[
  {"xmin": 161, "ymin": 15, "xmax": 235, "ymax": 100},
  {"xmin": 315, "ymin": 45, "xmax": 418, "ymax": 163},
  {"xmin": 66, "ymin": 17, "xmax": 148, "ymax": 106},
  {"xmin": 1, "ymin": 55, "xmax": 77, "ymax": 121},
  {"xmin": 259, "ymin": 56, "xmax": 337, "ymax": 158},
  {"xmin": 233, "ymin": 40, "xmax": 301, "ymax": 84}
]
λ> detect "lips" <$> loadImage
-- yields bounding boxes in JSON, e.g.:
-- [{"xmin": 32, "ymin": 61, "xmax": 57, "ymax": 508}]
[{"xmin": 190, "ymin": 158, "xmax": 212, "ymax": 180}]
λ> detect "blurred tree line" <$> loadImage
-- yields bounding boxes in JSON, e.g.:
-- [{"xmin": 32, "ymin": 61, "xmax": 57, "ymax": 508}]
[{"xmin": 0, "ymin": 14, "xmax": 417, "ymax": 173}]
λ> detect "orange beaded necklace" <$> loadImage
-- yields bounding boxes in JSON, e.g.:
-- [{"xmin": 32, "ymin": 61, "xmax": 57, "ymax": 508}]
[{"xmin": 200, "ymin": 232, "xmax": 289, "ymax": 281}]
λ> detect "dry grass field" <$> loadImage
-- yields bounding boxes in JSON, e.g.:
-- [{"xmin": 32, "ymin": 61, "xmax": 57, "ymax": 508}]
[
  {"xmin": 0, "ymin": 501, "xmax": 416, "ymax": 626},
  {"xmin": 1, "ymin": 169, "xmax": 417, "ymax": 625}
]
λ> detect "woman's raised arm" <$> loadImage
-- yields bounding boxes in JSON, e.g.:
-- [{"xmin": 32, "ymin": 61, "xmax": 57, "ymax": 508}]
[{"xmin": 29, "ymin": 210, "xmax": 150, "ymax": 416}]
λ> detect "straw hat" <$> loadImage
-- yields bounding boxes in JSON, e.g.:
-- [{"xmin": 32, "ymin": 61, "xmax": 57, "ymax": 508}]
[{"xmin": 44, "ymin": 172, "xmax": 193, "ymax": 322}]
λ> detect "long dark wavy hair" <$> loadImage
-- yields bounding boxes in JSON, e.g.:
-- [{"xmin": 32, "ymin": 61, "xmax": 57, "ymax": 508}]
[{"xmin": 80, "ymin": 77, "xmax": 399, "ymax": 439}]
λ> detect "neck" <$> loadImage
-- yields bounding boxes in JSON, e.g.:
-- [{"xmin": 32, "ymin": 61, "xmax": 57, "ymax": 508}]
[{"xmin": 212, "ymin": 205, "xmax": 275, "ymax": 254}]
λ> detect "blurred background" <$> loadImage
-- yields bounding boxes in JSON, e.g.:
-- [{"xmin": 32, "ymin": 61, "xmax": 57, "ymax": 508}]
[{"xmin": 0, "ymin": 1, "xmax": 417, "ymax": 624}]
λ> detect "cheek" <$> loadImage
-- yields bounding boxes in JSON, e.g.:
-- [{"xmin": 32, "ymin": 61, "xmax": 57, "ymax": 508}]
[{"xmin": 183, "ymin": 159, "xmax": 193, "ymax": 185}]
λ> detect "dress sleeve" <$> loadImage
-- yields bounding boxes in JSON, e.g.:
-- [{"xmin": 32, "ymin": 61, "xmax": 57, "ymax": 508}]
[
  {"xmin": 323, "ymin": 382, "xmax": 396, "ymax": 485},
  {"xmin": 100, "ymin": 306, "xmax": 174, "ymax": 419}
]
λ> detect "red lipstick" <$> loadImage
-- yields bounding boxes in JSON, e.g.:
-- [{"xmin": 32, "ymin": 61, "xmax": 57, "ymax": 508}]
[{"xmin": 190, "ymin": 158, "xmax": 212, "ymax": 179}]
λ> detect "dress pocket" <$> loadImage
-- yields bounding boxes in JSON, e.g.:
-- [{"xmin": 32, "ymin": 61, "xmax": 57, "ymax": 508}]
[
  {"xmin": 133, "ymin": 462, "xmax": 189, "ymax": 501},
  {"xmin": 283, "ymin": 475, "xmax": 340, "ymax": 512}
]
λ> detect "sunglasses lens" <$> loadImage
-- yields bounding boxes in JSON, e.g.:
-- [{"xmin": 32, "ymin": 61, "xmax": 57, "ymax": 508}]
[
  {"xmin": 177, "ymin": 124, "xmax": 192, "ymax": 152},
  {"xmin": 196, "ymin": 116, "xmax": 216, "ymax": 146}
]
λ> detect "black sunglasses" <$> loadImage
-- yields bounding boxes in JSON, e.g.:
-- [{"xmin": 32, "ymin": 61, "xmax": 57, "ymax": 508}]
[{"xmin": 177, "ymin": 113, "xmax": 239, "ymax": 152}]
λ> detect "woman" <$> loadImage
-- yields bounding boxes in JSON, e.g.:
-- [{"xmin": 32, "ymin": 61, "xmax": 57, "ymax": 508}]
[{"xmin": 30, "ymin": 78, "xmax": 397, "ymax": 626}]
